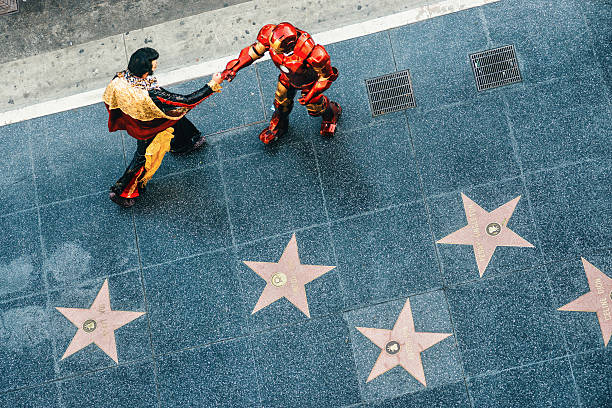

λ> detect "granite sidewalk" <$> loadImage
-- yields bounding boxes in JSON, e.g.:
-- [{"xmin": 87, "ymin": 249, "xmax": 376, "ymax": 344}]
[{"xmin": 0, "ymin": 0, "xmax": 610, "ymax": 407}]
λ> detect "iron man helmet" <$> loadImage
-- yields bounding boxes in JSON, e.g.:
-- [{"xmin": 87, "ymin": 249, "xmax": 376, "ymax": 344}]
[{"xmin": 270, "ymin": 22, "xmax": 299, "ymax": 54}]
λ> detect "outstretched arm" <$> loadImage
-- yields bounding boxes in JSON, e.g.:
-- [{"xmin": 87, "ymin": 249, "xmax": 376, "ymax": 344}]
[
  {"xmin": 222, "ymin": 24, "xmax": 274, "ymax": 81},
  {"xmin": 149, "ymin": 73, "xmax": 223, "ymax": 114}
]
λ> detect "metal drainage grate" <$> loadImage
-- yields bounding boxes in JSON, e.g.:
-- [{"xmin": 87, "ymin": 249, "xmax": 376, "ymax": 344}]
[
  {"xmin": 365, "ymin": 69, "xmax": 416, "ymax": 116},
  {"xmin": 0, "ymin": 0, "xmax": 18, "ymax": 15},
  {"xmin": 470, "ymin": 45, "xmax": 522, "ymax": 91}
]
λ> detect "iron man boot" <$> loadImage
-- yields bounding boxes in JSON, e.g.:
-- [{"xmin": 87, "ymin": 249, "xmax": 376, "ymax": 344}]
[
  {"xmin": 320, "ymin": 102, "xmax": 342, "ymax": 137},
  {"xmin": 259, "ymin": 110, "xmax": 290, "ymax": 144}
]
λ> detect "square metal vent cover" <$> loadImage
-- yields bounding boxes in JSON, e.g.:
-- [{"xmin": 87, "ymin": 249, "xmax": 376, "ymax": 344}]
[
  {"xmin": 0, "ymin": 0, "xmax": 18, "ymax": 15},
  {"xmin": 470, "ymin": 45, "xmax": 522, "ymax": 91},
  {"xmin": 365, "ymin": 69, "xmax": 416, "ymax": 116}
]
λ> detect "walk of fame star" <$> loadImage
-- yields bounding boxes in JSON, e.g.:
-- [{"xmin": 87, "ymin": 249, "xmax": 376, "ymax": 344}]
[
  {"xmin": 437, "ymin": 194, "xmax": 534, "ymax": 277},
  {"xmin": 356, "ymin": 298, "xmax": 452, "ymax": 385},
  {"xmin": 243, "ymin": 233, "xmax": 335, "ymax": 318},
  {"xmin": 558, "ymin": 258, "xmax": 612, "ymax": 347},
  {"xmin": 55, "ymin": 279, "xmax": 145, "ymax": 363}
]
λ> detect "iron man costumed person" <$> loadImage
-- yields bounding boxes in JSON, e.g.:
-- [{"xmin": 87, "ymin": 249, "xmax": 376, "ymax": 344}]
[{"xmin": 222, "ymin": 22, "xmax": 342, "ymax": 144}]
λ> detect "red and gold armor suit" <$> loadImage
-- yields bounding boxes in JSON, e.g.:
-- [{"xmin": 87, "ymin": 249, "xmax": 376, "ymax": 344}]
[{"xmin": 222, "ymin": 22, "xmax": 342, "ymax": 144}]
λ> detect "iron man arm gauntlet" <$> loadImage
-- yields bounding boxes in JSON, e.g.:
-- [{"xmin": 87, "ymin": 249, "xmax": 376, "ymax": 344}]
[{"xmin": 222, "ymin": 42, "xmax": 267, "ymax": 81}]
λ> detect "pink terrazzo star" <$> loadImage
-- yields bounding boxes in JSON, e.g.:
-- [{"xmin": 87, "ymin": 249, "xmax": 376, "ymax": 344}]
[
  {"xmin": 558, "ymin": 258, "xmax": 612, "ymax": 347},
  {"xmin": 437, "ymin": 193, "xmax": 534, "ymax": 277},
  {"xmin": 356, "ymin": 298, "xmax": 452, "ymax": 385},
  {"xmin": 55, "ymin": 279, "xmax": 145, "ymax": 363},
  {"xmin": 243, "ymin": 233, "xmax": 335, "ymax": 318}
]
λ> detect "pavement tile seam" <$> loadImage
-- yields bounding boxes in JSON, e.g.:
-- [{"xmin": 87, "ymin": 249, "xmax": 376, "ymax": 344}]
[
  {"xmin": 151, "ymin": 359, "xmax": 163, "ymax": 408},
  {"xmin": 440, "ymin": 290, "xmax": 474, "ymax": 405},
  {"xmin": 420, "ymin": 156, "xmax": 602, "ymax": 204},
  {"xmin": 127, "ymin": 207, "xmax": 163, "ymax": 405},
  {"xmin": 0, "ymin": 356, "xmax": 155, "ymax": 398},
  {"xmin": 463, "ymin": 350, "xmax": 605, "ymax": 401},
  {"xmin": 576, "ymin": 5, "xmax": 612, "ymax": 103},
  {"xmin": 329, "ymin": 198, "xmax": 429, "ymax": 227},
  {"xmin": 253, "ymin": 64, "xmax": 269, "ymax": 121},
  {"xmin": 387, "ymin": 30, "xmax": 400, "ymax": 72},
  {"xmin": 215, "ymin": 152, "xmax": 238, "ymax": 247},
  {"xmin": 119, "ymin": 131, "xmax": 128, "ymax": 168},
  {"xmin": 477, "ymin": 6, "xmax": 492, "ymax": 47},
  {"xmin": 309, "ymin": 138, "xmax": 351, "ymax": 313},
  {"xmin": 20, "ymin": 267, "xmax": 143, "ymax": 296},
  {"xmin": 402, "ymin": 113, "xmax": 446, "ymax": 283},
  {"xmin": 525, "ymin": 159, "xmax": 612, "ymax": 262},
  {"xmin": 499, "ymin": 93, "xmax": 546, "ymax": 260},
  {"xmin": 132, "ymin": 286, "xmax": 457, "ymax": 365},
  {"xmin": 566, "ymin": 355, "xmax": 585, "ymax": 408},
  {"xmin": 26, "ymin": 126, "xmax": 66, "ymax": 390}
]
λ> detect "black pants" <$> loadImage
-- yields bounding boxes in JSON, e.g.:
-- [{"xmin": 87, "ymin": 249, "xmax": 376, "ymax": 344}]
[{"xmin": 111, "ymin": 117, "xmax": 200, "ymax": 196}]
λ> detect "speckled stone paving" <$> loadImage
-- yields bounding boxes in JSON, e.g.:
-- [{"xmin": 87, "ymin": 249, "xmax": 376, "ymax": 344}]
[{"xmin": 0, "ymin": 0, "xmax": 610, "ymax": 406}]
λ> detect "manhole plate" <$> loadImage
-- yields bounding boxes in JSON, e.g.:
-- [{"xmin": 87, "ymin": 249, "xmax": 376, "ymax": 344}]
[
  {"xmin": 0, "ymin": 0, "xmax": 18, "ymax": 15},
  {"xmin": 470, "ymin": 45, "xmax": 522, "ymax": 91},
  {"xmin": 365, "ymin": 69, "xmax": 416, "ymax": 116}
]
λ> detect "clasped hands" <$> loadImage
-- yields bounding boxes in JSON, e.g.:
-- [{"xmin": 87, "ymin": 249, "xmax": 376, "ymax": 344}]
[{"xmin": 212, "ymin": 69, "xmax": 318, "ymax": 105}]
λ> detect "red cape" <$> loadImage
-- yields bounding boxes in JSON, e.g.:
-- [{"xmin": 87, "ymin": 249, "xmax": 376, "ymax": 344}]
[{"xmin": 105, "ymin": 103, "xmax": 179, "ymax": 140}]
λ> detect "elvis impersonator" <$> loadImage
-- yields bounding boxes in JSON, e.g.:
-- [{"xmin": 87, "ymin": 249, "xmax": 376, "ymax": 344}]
[{"xmin": 103, "ymin": 47, "xmax": 223, "ymax": 208}]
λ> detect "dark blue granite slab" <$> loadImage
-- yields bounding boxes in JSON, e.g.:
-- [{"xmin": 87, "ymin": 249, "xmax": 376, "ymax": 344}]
[
  {"xmin": 482, "ymin": 0, "xmax": 597, "ymax": 84},
  {"xmin": 389, "ymin": 8, "xmax": 488, "ymax": 111},
  {"xmin": 526, "ymin": 160, "xmax": 612, "ymax": 262},
  {"xmin": 156, "ymin": 337, "xmax": 260, "ymax": 408},
  {"xmin": 505, "ymin": 74, "xmax": 611, "ymax": 172},
  {"xmin": 39, "ymin": 192, "xmax": 139, "ymax": 286},
  {"xmin": 132, "ymin": 165, "xmax": 232, "ymax": 266},
  {"xmin": 0, "ymin": 294, "xmax": 57, "ymax": 393},
  {"xmin": 579, "ymin": 0, "xmax": 612, "ymax": 91},
  {"xmin": 28, "ymin": 104, "xmax": 126, "ymax": 205},
  {"xmin": 428, "ymin": 177, "xmax": 540, "ymax": 285},
  {"xmin": 0, "ymin": 209, "xmax": 44, "ymax": 302},
  {"xmin": 167, "ymin": 69, "xmax": 265, "ymax": 135},
  {"xmin": 60, "ymin": 360, "xmax": 158, "ymax": 408},
  {"xmin": 312, "ymin": 115, "xmax": 422, "ymax": 221},
  {"xmin": 236, "ymin": 226, "xmax": 343, "ymax": 331},
  {"xmin": 446, "ymin": 267, "xmax": 567, "ymax": 377},
  {"xmin": 142, "ymin": 249, "xmax": 249, "ymax": 354},
  {"xmin": 222, "ymin": 141, "xmax": 327, "ymax": 244},
  {"xmin": 330, "ymin": 201, "xmax": 441, "ymax": 309},
  {"xmin": 548, "ymin": 251, "xmax": 612, "ymax": 353},
  {"xmin": 48, "ymin": 271, "xmax": 151, "ymax": 377},
  {"xmin": 468, "ymin": 357, "xmax": 580, "ymax": 407},
  {"xmin": 251, "ymin": 315, "xmax": 360, "ymax": 407},
  {"xmin": 365, "ymin": 382, "xmax": 470, "ymax": 408},
  {"xmin": 408, "ymin": 94, "xmax": 520, "ymax": 198},
  {"xmin": 0, "ymin": 120, "xmax": 37, "ymax": 215},
  {"xmin": 571, "ymin": 347, "xmax": 612, "ymax": 408},
  {"xmin": 0, "ymin": 382, "xmax": 61, "ymax": 408},
  {"xmin": 345, "ymin": 292, "xmax": 461, "ymax": 402}
]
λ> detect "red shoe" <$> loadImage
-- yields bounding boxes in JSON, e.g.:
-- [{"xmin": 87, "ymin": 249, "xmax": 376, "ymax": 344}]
[
  {"xmin": 320, "ymin": 102, "xmax": 342, "ymax": 137},
  {"xmin": 109, "ymin": 192, "xmax": 135, "ymax": 208},
  {"xmin": 259, "ymin": 111, "xmax": 289, "ymax": 144}
]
